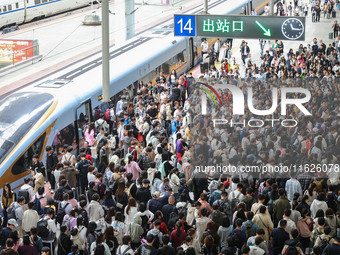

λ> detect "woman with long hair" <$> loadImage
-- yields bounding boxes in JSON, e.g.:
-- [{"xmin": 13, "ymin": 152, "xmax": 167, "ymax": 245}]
[
  {"xmin": 1, "ymin": 183, "xmax": 15, "ymax": 226},
  {"xmin": 86, "ymin": 221, "xmax": 97, "ymax": 253},
  {"xmin": 201, "ymin": 220, "xmax": 219, "ymax": 248},
  {"xmin": 124, "ymin": 198, "xmax": 138, "ymax": 228},
  {"xmin": 169, "ymin": 168, "xmax": 181, "ymax": 197},
  {"xmin": 105, "ymin": 207, "xmax": 116, "ymax": 225},
  {"xmin": 124, "ymin": 154, "xmax": 142, "ymax": 182},
  {"xmin": 325, "ymin": 208, "xmax": 337, "ymax": 237},
  {"xmin": 150, "ymin": 171, "xmax": 162, "ymax": 195},
  {"xmin": 111, "ymin": 212, "xmax": 127, "ymax": 244},
  {"xmin": 170, "ymin": 221, "xmax": 187, "ymax": 250},
  {"xmin": 84, "ymin": 122, "xmax": 96, "ymax": 146},
  {"xmin": 203, "ymin": 234, "xmax": 218, "ymax": 255},
  {"xmin": 104, "ymin": 226, "xmax": 118, "ymax": 255},
  {"xmin": 297, "ymin": 208, "xmax": 312, "ymax": 253},
  {"xmin": 103, "ymin": 191, "xmax": 116, "ymax": 212},
  {"xmin": 114, "ymin": 180, "xmax": 128, "ymax": 212},
  {"xmin": 303, "ymin": 182, "xmax": 317, "ymax": 206}
]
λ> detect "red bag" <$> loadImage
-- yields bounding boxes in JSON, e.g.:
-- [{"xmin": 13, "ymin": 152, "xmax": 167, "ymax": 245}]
[{"xmin": 138, "ymin": 133, "xmax": 143, "ymax": 142}]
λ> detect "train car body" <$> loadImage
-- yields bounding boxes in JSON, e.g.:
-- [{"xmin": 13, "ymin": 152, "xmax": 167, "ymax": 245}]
[
  {"xmin": 0, "ymin": 0, "xmax": 268, "ymax": 191},
  {"xmin": 0, "ymin": 0, "xmax": 91, "ymax": 29}
]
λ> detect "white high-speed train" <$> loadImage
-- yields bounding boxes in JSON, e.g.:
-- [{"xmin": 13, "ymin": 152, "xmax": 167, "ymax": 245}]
[
  {"xmin": 0, "ymin": 0, "xmax": 94, "ymax": 29},
  {"xmin": 0, "ymin": 0, "xmax": 268, "ymax": 191}
]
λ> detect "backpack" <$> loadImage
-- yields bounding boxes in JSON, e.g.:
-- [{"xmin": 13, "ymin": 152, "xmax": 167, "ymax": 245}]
[
  {"xmin": 158, "ymin": 161, "xmax": 167, "ymax": 178},
  {"xmin": 33, "ymin": 195, "xmax": 43, "ymax": 215},
  {"xmin": 284, "ymin": 245, "xmax": 299, "ymax": 255},
  {"xmin": 187, "ymin": 178, "xmax": 195, "ymax": 192},
  {"xmin": 230, "ymin": 192, "xmax": 241, "ymax": 211},
  {"xmin": 230, "ymin": 229, "xmax": 244, "ymax": 249},
  {"xmin": 245, "ymin": 221, "xmax": 255, "ymax": 238},
  {"xmin": 104, "ymin": 110, "xmax": 111, "ymax": 121},
  {"xmin": 18, "ymin": 189, "xmax": 30, "ymax": 204},
  {"xmin": 168, "ymin": 210, "xmax": 179, "ymax": 231},
  {"xmin": 316, "ymin": 231, "xmax": 330, "ymax": 252},
  {"xmin": 117, "ymin": 246, "xmax": 131, "ymax": 255},
  {"xmin": 288, "ymin": 5, "xmax": 292, "ymax": 10},
  {"xmin": 108, "ymin": 175, "xmax": 123, "ymax": 191},
  {"xmin": 7, "ymin": 202, "xmax": 20, "ymax": 220},
  {"xmin": 124, "ymin": 149, "xmax": 136, "ymax": 164},
  {"xmin": 94, "ymin": 182, "xmax": 105, "ymax": 199},
  {"xmin": 313, "ymin": 178, "xmax": 324, "ymax": 193},
  {"xmin": 37, "ymin": 218, "xmax": 50, "ymax": 239},
  {"xmin": 56, "ymin": 202, "xmax": 69, "ymax": 225},
  {"xmin": 267, "ymin": 191, "xmax": 275, "ymax": 215},
  {"xmin": 62, "ymin": 215, "xmax": 71, "ymax": 231},
  {"xmin": 78, "ymin": 160, "xmax": 91, "ymax": 177}
]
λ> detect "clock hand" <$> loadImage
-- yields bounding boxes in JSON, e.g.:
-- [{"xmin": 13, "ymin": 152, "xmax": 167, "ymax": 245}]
[{"xmin": 290, "ymin": 24, "xmax": 294, "ymax": 30}]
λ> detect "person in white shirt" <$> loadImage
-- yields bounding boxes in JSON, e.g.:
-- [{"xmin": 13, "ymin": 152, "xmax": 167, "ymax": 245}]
[
  {"xmin": 43, "ymin": 208, "xmax": 57, "ymax": 240},
  {"xmin": 22, "ymin": 201, "xmax": 39, "ymax": 234},
  {"xmin": 201, "ymin": 39, "xmax": 209, "ymax": 56},
  {"xmin": 228, "ymin": 183, "xmax": 245, "ymax": 204},
  {"xmin": 59, "ymin": 193, "xmax": 73, "ymax": 216},
  {"xmin": 278, "ymin": 209, "xmax": 296, "ymax": 236},
  {"xmin": 116, "ymin": 235, "xmax": 134, "ymax": 255},
  {"xmin": 19, "ymin": 177, "xmax": 34, "ymax": 202}
]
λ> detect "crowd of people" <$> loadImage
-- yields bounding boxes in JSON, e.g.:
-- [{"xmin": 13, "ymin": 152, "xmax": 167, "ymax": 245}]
[{"xmin": 1, "ymin": 9, "xmax": 340, "ymax": 255}]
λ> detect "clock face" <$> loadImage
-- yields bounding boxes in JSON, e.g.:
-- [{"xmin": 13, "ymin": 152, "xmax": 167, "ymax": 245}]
[{"xmin": 281, "ymin": 18, "xmax": 304, "ymax": 40}]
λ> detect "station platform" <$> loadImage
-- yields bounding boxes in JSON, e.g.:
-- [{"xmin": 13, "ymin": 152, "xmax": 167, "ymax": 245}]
[{"xmin": 0, "ymin": 0, "xmax": 204, "ymax": 95}]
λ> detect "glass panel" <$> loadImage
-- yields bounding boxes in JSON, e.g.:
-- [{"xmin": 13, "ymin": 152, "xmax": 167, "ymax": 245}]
[
  {"xmin": 12, "ymin": 133, "xmax": 46, "ymax": 175},
  {"xmin": 59, "ymin": 123, "xmax": 76, "ymax": 149},
  {"xmin": 8, "ymin": 5, "xmax": 12, "ymax": 11}
]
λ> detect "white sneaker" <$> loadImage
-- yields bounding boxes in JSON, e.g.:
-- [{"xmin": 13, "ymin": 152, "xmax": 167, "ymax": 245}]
[{"xmin": 51, "ymin": 190, "xmax": 54, "ymax": 194}]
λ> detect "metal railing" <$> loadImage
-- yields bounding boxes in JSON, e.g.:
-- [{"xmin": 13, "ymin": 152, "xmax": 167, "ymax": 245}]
[{"xmin": 0, "ymin": 43, "xmax": 40, "ymax": 69}]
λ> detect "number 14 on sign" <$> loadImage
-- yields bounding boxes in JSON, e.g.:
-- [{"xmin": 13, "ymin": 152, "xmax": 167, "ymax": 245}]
[
  {"xmin": 178, "ymin": 18, "xmax": 193, "ymax": 34},
  {"xmin": 174, "ymin": 15, "xmax": 196, "ymax": 36}
]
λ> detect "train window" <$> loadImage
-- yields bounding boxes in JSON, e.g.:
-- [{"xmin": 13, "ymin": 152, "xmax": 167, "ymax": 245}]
[
  {"xmin": 16, "ymin": 3, "xmax": 19, "ymax": 9},
  {"xmin": 3, "ymin": 6, "xmax": 7, "ymax": 12},
  {"xmin": 42, "ymin": 0, "xmax": 48, "ymax": 3},
  {"xmin": 34, "ymin": 0, "xmax": 41, "ymax": 5},
  {"xmin": 56, "ymin": 123, "xmax": 75, "ymax": 153},
  {"xmin": 8, "ymin": 5, "xmax": 12, "ymax": 11},
  {"xmin": 11, "ymin": 133, "xmax": 46, "ymax": 175}
]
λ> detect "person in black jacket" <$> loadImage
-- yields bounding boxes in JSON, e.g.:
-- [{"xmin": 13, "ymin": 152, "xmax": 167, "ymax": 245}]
[
  {"xmin": 161, "ymin": 196, "xmax": 177, "ymax": 226},
  {"xmin": 240, "ymin": 42, "xmax": 250, "ymax": 65},
  {"xmin": 58, "ymin": 225, "xmax": 72, "ymax": 255},
  {"xmin": 158, "ymin": 235, "xmax": 176, "ymax": 255},
  {"xmin": 46, "ymin": 146, "xmax": 58, "ymax": 193},
  {"xmin": 54, "ymin": 179, "xmax": 69, "ymax": 202},
  {"xmin": 192, "ymin": 169, "xmax": 208, "ymax": 201},
  {"xmin": 136, "ymin": 179, "xmax": 152, "ymax": 205}
]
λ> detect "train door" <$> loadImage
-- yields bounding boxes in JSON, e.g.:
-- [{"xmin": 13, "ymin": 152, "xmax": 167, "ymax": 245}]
[
  {"xmin": 187, "ymin": 37, "xmax": 195, "ymax": 69},
  {"xmin": 75, "ymin": 99, "xmax": 92, "ymax": 155}
]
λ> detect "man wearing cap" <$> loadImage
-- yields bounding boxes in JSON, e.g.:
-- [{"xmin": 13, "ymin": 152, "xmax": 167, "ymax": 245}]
[
  {"xmin": 1, "ymin": 219, "xmax": 17, "ymax": 247},
  {"xmin": 136, "ymin": 179, "xmax": 152, "ymax": 205},
  {"xmin": 148, "ymin": 192, "xmax": 163, "ymax": 214}
]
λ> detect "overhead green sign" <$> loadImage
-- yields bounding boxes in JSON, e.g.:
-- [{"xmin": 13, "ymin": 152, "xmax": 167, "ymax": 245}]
[{"xmin": 174, "ymin": 14, "xmax": 306, "ymax": 41}]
